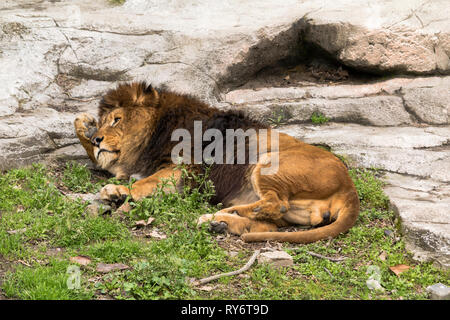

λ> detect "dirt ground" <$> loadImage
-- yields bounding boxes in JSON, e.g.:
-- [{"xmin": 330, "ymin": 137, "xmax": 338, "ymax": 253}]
[{"xmin": 236, "ymin": 57, "xmax": 380, "ymax": 91}]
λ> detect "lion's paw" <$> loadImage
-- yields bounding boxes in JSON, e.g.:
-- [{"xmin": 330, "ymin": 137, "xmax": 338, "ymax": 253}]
[
  {"xmin": 100, "ymin": 184, "xmax": 130, "ymax": 204},
  {"xmin": 197, "ymin": 214, "xmax": 213, "ymax": 226},
  {"xmin": 208, "ymin": 220, "xmax": 228, "ymax": 233},
  {"xmin": 74, "ymin": 113, "xmax": 98, "ymax": 140},
  {"xmin": 197, "ymin": 214, "xmax": 229, "ymax": 233}
]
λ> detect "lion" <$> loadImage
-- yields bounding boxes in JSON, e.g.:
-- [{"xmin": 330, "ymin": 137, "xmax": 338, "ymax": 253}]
[{"xmin": 74, "ymin": 82, "xmax": 360, "ymax": 243}]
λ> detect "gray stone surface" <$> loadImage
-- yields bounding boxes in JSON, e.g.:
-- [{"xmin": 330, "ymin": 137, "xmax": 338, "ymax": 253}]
[
  {"xmin": 278, "ymin": 124, "xmax": 450, "ymax": 150},
  {"xmin": 238, "ymin": 96, "xmax": 412, "ymax": 126},
  {"xmin": 65, "ymin": 192, "xmax": 99, "ymax": 203},
  {"xmin": 0, "ymin": 108, "xmax": 78, "ymax": 170},
  {"xmin": 226, "ymin": 76, "xmax": 450, "ymax": 126},
  {"xmin": 278, "ymin": 124, "xmax": 450, "ymax": 182},
  {"xmin": 85, "ymin": 200, "xmax": 112, "ymax": 217},
  {"xmin": 301, "ymin": 0, "xmax": 450, "ymax": 74},
  {"xmin": 426, "ymin": 283, "xmax": 450, "ymax": 300},
  {"xmin": 383, "ymin": 173, "xmax": 450, "ymax": 269},
  {"xmin": 402, "ymin": 84, "xmax": 450, "ymax": 124},
  {"xmin": 258, "ymin": 251, "xmax": 294, "ymax": 268}
]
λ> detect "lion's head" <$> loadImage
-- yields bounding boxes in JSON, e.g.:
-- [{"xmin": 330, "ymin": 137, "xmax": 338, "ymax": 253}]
[{"xmin": 91, "ymin": 82, "xmax": 160, "ymax": 177}]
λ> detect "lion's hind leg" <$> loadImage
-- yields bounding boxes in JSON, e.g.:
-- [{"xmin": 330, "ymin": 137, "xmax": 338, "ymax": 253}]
[
  {"xmin": 197, "ymin": 197, "xmax": 335, "ymax": 237},
  {"xmin": 219, "ymin": 190, "xmax": 290, "ymax": 222},
  {"xmin": 284, "ymin": 199, "xmax": 334, "ymax": 227}
]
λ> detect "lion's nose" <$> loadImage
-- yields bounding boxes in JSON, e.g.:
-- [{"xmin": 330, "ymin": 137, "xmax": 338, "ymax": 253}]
[{"xmin": 91, "ymin": 136, "xmax": 104, "ymax": 146}]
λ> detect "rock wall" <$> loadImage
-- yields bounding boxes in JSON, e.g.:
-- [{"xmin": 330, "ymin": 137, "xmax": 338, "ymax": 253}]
[{"xmin": 0, "ymin": 0, "xmax": 449, "ymax": 268}]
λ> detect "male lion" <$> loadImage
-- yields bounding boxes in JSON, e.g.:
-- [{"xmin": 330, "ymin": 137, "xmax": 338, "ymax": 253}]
[{"xmin": 74, "ymin": 82, "xmax": 359, "ymax": 243}]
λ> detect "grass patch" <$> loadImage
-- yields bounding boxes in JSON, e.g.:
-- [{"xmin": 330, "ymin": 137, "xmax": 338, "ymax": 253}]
[
  {"xmin": 349, "ymin": 168, "xmax": 389, "ymax": 210},
  {"xmin": 268, "ymin": 109, "xmax": 289, "ymax": 127},
  {"xmin": 108, "ymin": 0, "xmax": 126, "ymax": 6},
  {"xmin": 0, "ymin": 163, "xmax": 448, "ymax": 300},
  {"xmin": 62, "ymin": 161, "xmax": 99, "ymax": 193},
  {"xmin": 0, "ymin": 164, "xmax": 129, "ymax": 252},
  {"xmin": 0, "ymin": 164, "xmax": 227, "ymax": 300},
  {"xmin": 2, "ymin": 259, "xmax": 93, "ymax": 300},
  {"xmin": 310, "ymin": 111, "xmax": 329, "ymax": 124},
  {"xmin": 93, "ymin": 166, "xmax": 229, "ymax": 299}
]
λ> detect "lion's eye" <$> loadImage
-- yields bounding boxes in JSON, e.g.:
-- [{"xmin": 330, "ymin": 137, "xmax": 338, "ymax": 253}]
[{"xmin": 112, "ymin": 117, "xmax": 121, "ymax": 126}]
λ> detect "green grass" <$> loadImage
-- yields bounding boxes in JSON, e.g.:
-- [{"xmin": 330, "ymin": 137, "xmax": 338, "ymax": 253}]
[
  {"xmin": 349, "ymin": 168, "xmax": 389, "ymax": 210},
  {"xmin": 108, "ymin": 0, "xmax": 126, "ymax": 5},
  {"xmin": 62, "ymin": 162, "xmax": 99, "ymax": 193},
  {"xmin": 61, "ymin": 161, "xmax": 121, "ymax": 193},
  {"xmin": 0, "ymin": 164, "xmax": 129, "ymax": 253},
  {"xmin": 2, "ymin": 259, "xmax": 94, "ymax": 300},
  {"xmin": 94, "ymin": 166, "xmax": 229, "ymax": 299},
  {"xmin": 310, "ymin": 111, "xmax": 329, "ymax": 124},
  {"xmin": 0, "ymin": 164, "xmax": 227, "ymax": 299},
  {"xmin": 268, "ymin": 109, "xmax": 289, "ymax": 127},
  {"xmin": 0, "ymin": 163, "xmax": 448, "ymax": 300}
]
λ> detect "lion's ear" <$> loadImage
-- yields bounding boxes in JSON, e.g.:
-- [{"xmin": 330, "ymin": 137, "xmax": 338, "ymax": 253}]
[
  {"xmin": 139, "ymin": 82, "xmax": 159, "ymax": 107},
  {"xmin": 98, "ymin": 97, "xmax": 118, "ymax": 119},
  {"xmin": 99, "ymin": 82, "xmax": 160, "ymax": 118}
]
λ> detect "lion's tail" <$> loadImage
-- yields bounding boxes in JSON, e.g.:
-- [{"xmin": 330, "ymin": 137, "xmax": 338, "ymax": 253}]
[{"xmin": 241, "ymin": 191, "xmax": 360, "ymax": 244}]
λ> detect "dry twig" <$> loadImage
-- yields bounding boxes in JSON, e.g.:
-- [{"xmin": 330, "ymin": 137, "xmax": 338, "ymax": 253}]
[
  {"xmin": 289, "ymin": 247, "xmax": 347, "ymax": 262},
  {"xmin": 17, "ymin": 259, "xmax": 32, "ymax": 267},
  {"xmin": 323, "ymin": 267, "xmax": 334, "ymax": 279},
  {"xmin": 194, "ymin": 250, "xmax": 260, "ymax": 286}
]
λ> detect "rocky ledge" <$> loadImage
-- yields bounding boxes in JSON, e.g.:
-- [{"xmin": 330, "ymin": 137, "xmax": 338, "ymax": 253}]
[{"xmin": 0, "ymin": 0, "xmax": 449, "ymax": 268}]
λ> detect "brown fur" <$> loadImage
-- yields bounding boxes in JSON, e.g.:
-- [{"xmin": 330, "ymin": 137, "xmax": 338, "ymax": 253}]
[{"xmin": 74, "ymin": 81, "xmax": 360, "ymax": 244}]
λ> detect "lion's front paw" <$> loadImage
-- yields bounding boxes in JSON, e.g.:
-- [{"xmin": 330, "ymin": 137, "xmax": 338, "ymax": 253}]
[
  {"xmin": 74, "ymin": 113, "xmax": 98, "ymax": 140},
  {"xmin": 197, "ymin": 214, "xmax": 228, "ymax": 233},
  {"xmin": 100, "ymin": 184, "xmax": 130, "ymax": 204},
  {"xmin": 197, "ymin": 214, "xmax": 214, "ymax": 226}
]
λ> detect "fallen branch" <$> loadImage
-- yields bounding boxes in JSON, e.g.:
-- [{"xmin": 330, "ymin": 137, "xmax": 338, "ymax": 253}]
[
  {"xmin": 288, "ymin": 248, "xmax": 347, "ymax": 262},
  {"xmin": 17, "ymin": 259, "xmax": 32, "ymax": 267},
  {"xmin": 323, "ymin": 267, "xmax": 334, "ymax": 279},
  {"xmin": 194, "ymin": 250, "xmax": 260, "ymax": 286}
]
